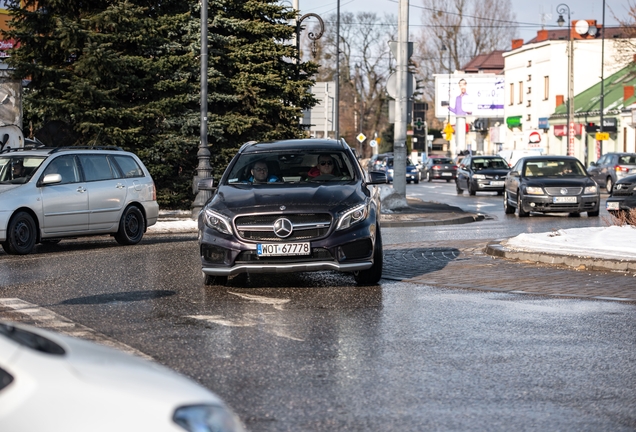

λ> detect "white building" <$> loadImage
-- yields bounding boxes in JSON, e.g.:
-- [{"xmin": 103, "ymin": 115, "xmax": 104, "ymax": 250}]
[{"xmin": 502, "ymin": 23, "xmax": 636, "ymax": 163}]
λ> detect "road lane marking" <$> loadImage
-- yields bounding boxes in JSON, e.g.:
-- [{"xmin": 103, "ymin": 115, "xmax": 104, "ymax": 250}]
[
  {"xmin": 228, "ymin": 292, "xmax": 290, "ymax": 310},
  {"xmin": 185, "ymin": 315, "xmax": 256, "ymax": 327},
  {"xmin": 187, "ymin": 313, "xmax": 304, "ymax": 342},
  {"xmin": 0, "ymin": 298, "xmax": 153, "ymax": 360}
]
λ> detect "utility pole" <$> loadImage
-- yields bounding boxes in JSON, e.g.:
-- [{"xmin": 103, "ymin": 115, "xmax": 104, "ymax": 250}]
[
  {"xmin": 335, "ymin": 0, "xmax": 340, "ymax": 139},
  {"xmin": 392, "ymin": 0, "xmax": 408, "ymax": 204}
]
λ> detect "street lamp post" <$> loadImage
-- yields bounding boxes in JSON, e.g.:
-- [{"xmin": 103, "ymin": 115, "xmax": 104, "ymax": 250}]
[
  {"xmin": 191, "ymin": 0, "xmax": 212, "ymax": 218},
  {"xmin": 557, "ymin": 3, "xmax": 574, "ymax": 157},
  {"xmin": 296, "ymin": 12, "xmax": 325, "ymax": 60}
]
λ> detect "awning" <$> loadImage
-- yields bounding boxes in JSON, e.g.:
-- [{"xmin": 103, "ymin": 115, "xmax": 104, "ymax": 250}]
[{"xmin": 506, "ymin": 116, "xmax": 522, "ymax": 128}]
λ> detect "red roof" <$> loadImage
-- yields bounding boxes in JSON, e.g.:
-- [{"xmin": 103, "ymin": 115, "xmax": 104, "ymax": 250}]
[{"xmin": 462, "ymin": 50, "xmax": 505, "ymax": 74}]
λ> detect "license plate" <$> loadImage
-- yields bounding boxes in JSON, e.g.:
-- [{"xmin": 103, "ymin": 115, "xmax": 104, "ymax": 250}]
[
  {"xmin": 553, "ymin": 196, "xmax": 577, "ymax": 203},
  {"xmin": 490, "ymin": 181, "xmax": 504, "ymax": 186},
  {"xmin": 257, "ymin": 242, "xmax": 310, "ymax": 256},
  {"xmin": 606, "ymin": 201, "xmax": 620, "ymax": 210},
  {"xmin": 442, "ymin": 172, "xmax": 452, "ymax": 176}
]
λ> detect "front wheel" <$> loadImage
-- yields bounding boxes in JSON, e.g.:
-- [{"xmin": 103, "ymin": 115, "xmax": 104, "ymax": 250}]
[
  {"xmin": 503, "ymin": 190, "xmax": 516, "ymax": 214},
  {"xmin": 468, "ymin": 181, "xmax": 476, "ymax": 196},
  {"xmin": 517, "ymin": 192, "xmax": 529, "ymax": 217},
  {"xmin": 354, "ymin": 226, "xmax": 383, "ymax": 286},
  {"xmin": 588, "ymin": 210, "xmax": 600, "ymax": 217},
  {"xmin": 3, "ymin": 211, "xmax": 37, "ymax": 255},
  {"xmin": 427, "ymin": 171, "xmax": 432, "ymax": 182},
  {"xmin": 606, "ymin": 177, "xmax": 613, "ymax": 194},
  {"xmin": 114, "ymin": 206, "xmax": 145, "ymax": 245}
]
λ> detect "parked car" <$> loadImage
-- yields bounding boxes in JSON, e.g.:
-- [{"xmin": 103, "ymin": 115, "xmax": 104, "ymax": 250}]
[
  {"xmin": 606, "ymin": 173, "xmax": 636, "ymax": 215},
  {"xmin": 0, "ymin": 321, "xmax": 245, "ymax": 432},
  {"xmin": 382, "ymin": 157, "xmax": 420, "ymax": 183},
  {"xmin": 366, "ymin": 152, "xmax": 392, "ymax": 172},
  {"xmin": 497, "ymin": 149, "xmax": 543, "ymax": 168},
  {"xmin": 0, "ymin": 146, "xmax": 159, "ymax": 255},
  {"xmin": 456, "ymin": 155, "xmax": 510, "ymax": 195},
  {"xmin": 422, "ymin": 157, "xmax": 457, "ymax": 182},
  {"xmin": 503, "ymin": 156, "xmax": 600, "ymax": 217},
  {"xmin": 197, "ymin": 139, "xmax": 387, "ymax": 286},
  {"xmin": 587, "ymin": 152, "xmax": 636, "ymax": 193}
]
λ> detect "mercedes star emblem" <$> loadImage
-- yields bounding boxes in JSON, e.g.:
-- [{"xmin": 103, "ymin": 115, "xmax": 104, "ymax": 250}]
[{"xmin": 273, "ymin": 218, "xmax": 293, "ymax": 238}]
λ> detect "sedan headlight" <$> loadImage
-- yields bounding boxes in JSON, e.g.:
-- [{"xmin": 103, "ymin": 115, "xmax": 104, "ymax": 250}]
[
  {"xmin": 336, "ymin": 202, "xmax": 369, "ymax": 231},
  {"xmin": 203, "ymin": 208, "xmax": 233, "ymax": 235},
  {"xmin": 173, "ymin": 404, "xmax": 245, "ymax": 432},
  {"xmin": 472, "ymin": 174, "xmax": 485, "ymax": 179},
  {"xmin": 584, "ymin": 185, "xmax": 598, "ymax": 194},
  {"xmin": 525, "ymin": 186, "xmax": 544, "ymax": 195}
]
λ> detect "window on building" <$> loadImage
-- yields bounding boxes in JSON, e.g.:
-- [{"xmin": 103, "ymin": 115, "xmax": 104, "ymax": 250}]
[
  {"xmin": 528, "ymin": 74, "xmax": 532, "ymax": 82},
  {"xmin": 527, "ymin": 60, "xmax": 532, "ymax": 67},
  {"xmin": 527, "ymin": 87, "xmax": 532, "ymax": 94},
  {"xmin": 526, "ymin": 114, "xmax": 531, "ymax": 121},
  {"xmin": 543, "ymin": 76, "xmax": 549, "ymax": 100},
  {"xmin": 527, "ymin": 100, "xmax": 532, "ymax": 107},
  {"xmin": 510, "ymin": 83, "xmax": 514, "ymax": 105},
  {"xmin": 518, "ymin": 82, "xmax": 523, "ymax": 104}
]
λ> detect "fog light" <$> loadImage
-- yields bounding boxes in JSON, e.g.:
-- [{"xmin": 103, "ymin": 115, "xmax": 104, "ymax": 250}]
[{"xmin": 530, "ymin": 202, "xmax": 536, "ymax": 207}]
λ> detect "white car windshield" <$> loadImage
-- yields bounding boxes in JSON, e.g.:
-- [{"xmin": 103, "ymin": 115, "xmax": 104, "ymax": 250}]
[{"xmin": 0, "ymin": 156, "xmax": 47, "ymax": 183}]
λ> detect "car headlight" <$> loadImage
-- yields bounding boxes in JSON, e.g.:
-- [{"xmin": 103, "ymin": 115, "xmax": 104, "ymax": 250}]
[
  {"xmin": 584, "ymin": 185, "xmax": 598, "ymax": 194},
  {"xmin": 472, "ymin": 174, "xmax": 485, "ymax": 179},
  {"xmin": 336, "ymin": 202, "xmax": 369, "ymax": 231},
  {"xmin": 203, "ymin": 208, "xmax": 233, "ymax": 235},
  {"xmin": 525, "ymin": 186, "xmax": 544, "ymax": 195},
  {"xmin": 173, "ymin": 404, "xmax": 245, "ymax": 432}
]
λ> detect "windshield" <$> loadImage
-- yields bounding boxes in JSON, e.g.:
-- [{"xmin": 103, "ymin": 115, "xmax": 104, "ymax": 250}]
[
  {"xmin": 523, "ymin": 159, "xmax": 587, "ymax": 177},
  {"xmin": 0, "ymin": 156, "xmax": 47, "ymax": 184},
  {"xmin": 470, "ymin": 158, "xmax": 509, "ymax": 170},
  {"xmin": 225, "ymin": 150, "xmax": 357, "ymax": 184}
]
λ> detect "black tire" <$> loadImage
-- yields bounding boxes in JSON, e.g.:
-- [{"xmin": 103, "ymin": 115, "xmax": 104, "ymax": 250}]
[
  {"xmin": 606, "ymin": 177, "xmax": 613, "ymax": 194},
  {"xmin": 503, "ymin": 190, "xmax": 516, "ymax": 214},
  {"xmin": 354, "ymin": 226, "xmax": 383, "ymax": 286},
  {"xmin": 517, "ymin": 192, "xmax": 529, "ymax": 217},
  {"xmin": 455, "ymin": 180, "xmax": 463, "ymax": 195},
  {"xmin": 41, "ymin": 239, "xmax": 61, "ymax": 245},
  {"xmin": 414, "ymin": 177, "xmax": 419, "ymax": 184},
  {"xmin": 427, "ymin": 171, "xmax": 432, "ymax": 182},
  {"xmin": 446, "ymin": 179, "xmax": 451, "ymax": 183},
  {"xmin": 588, "ymin": 209, "xmax": 600, "ymax": 217},
  {"xmin": 497, "ymin": 191, "xmax": 503, "ymax": 196},
  {"xmin": 202, "ymin": 272, "xmax": 228, "ymax": 286},
  {"xmin": 468, "ymin": 181, "xmax": 476, "ymax": 196},
  {"xmin": 114, "ymin": 206, "xmax": 145, "ymax": 245},
  {"xmin": 4, "ymin": 211, "xmax": 37, "ymax": 255},
  {"xmin": 569, "ymin": 212, "xmax": 581, "ymax": 217}
]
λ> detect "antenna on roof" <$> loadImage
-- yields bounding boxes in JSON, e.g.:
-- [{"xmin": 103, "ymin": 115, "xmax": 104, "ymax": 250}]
[{"xmin": 540, "ymin": 7, "xmax": 552, "ymax": 30}]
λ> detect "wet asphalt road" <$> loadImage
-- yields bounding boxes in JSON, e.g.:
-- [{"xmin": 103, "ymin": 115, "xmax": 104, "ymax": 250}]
[{"xmin": 1, "ymin": 225, "xmax": 635, "ymax": 431}]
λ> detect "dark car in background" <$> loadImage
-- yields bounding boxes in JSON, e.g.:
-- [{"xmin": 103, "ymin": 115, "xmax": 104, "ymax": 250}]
[
  {"xmin": 197, "ymin": 139, "xmax": 387, "ymax": 286},
  {"xmin": 382, "ymin": 157, "xmax": 420, "ymax": 183},
  {"xmin": 423, "ymin": 157, "xmax": 456, "ymax": 182},
  {"xmin": 503, "ymin": 156, "xmax": 600, "ymax": 217},
  {"xmin": 456, "ymin": 155, "xmax": 510, "ymax": 195},
  {"xmin": 587, "ymin": 152, "xmax": 636, "ymax": 193},
  {"xmin": 606, "ymin": 173, "xmax": 636, "ymax": 215}
]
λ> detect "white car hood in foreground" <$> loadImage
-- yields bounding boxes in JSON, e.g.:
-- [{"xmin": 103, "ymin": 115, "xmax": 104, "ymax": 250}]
[{"xmin": 0, "ymin": 324, "xmax": 235, "ymax": 432}]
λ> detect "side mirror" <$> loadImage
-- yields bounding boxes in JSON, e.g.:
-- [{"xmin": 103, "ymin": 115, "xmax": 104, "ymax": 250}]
[
  {"xmin": 42, "ymin": 173, "xmax": 62, "ymax": 185},
  {"xmin": 197, "ymin": 178, "xmax": 215, "ymax": 191},
  {"xmin": 589, "ymin": 161, "xmax": 598, "ymax": 167},
  {"xmin": 510, "ymin": 170, "xmax": 520, "ymax": 177},
  {"xmin": 368, "ymin": 170, "xmax": 388, "ymax": 184}
]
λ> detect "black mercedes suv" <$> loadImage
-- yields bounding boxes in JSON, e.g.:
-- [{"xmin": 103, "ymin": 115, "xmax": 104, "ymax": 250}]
[{"xmin": 197, "ymin": 139, "xmax": 387, "ymax": 286}]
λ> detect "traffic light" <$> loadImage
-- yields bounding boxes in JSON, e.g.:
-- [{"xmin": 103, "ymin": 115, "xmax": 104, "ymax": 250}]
[{"xmin": 585, "ymin": 122, "xmax": 599, "ymax": 133}]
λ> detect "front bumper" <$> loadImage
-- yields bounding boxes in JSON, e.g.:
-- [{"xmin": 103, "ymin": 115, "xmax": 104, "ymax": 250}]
[
  {"xmin": 471, "ymin": 179, "xmax": 505, "ymax": 191},
  {"xmin": 199, "ymin": 214, "xmax": 378, "ymax": 277},
  {"xmin": 520, "ymin": 194, "xmax": 600, "ymax": 213},
  {"xmin": 606, "ymin": 195, "xmax": 636, "ymax": 212}
]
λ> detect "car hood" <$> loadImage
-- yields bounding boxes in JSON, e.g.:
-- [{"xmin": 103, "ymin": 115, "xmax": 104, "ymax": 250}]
[
  {"xmin": 474, "ymin": 169, "xmax": 509, "ymax": 177},
  {"xmin": 210, "ymin": 182, "xmax": 367, "ymax": 216},
  {"xmin": 0, "ymin": 184, "xmax": 23, "ymax": 195},
  {"xmin": 522, "ymin": 177, "xmax": 596, "ymax": 188}
]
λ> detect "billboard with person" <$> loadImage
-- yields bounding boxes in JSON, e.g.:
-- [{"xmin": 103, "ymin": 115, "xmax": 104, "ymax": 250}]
[{"xmin": 434, "ymin": 74, "xmax": 504, "ymax": 119}]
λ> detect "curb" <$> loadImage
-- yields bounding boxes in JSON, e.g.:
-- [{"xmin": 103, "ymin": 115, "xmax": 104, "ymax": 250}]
[
  {"xmin": 485, "ymin": 239, "xmax": 636, "ymax": 273},
  {"xmin": 380, "ymin": 214, "xmax": 483, "ymax": 228}
]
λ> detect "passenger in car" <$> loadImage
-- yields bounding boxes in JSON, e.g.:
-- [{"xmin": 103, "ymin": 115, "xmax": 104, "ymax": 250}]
[
  {"xmin": 307, "ymin": 154, "xmax": 336, "ymax": 179},
  {"xmin": 11, "ymin": 159, "xmax": 26, "ymax": 179}
]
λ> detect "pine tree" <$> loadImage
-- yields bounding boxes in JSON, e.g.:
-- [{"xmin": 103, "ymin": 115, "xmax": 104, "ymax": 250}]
[{"xmin": 3, "ymin": 0, "xmax": 317, "ymax": 208}]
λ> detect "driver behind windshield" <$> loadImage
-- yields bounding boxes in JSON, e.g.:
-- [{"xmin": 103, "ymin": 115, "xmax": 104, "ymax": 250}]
[
  {"xmin": 11, "ymin": 159, "xmax": 26, "ymax": 179},
  {"xmin": 249, "ymin": 161, "xmax": 278, "ymax": 184}
]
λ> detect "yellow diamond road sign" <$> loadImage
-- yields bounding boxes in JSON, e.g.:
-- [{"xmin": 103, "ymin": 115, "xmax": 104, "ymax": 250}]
[{"xmin": 357, "ymin": 133, "xmax": 366, "ymax": 143}]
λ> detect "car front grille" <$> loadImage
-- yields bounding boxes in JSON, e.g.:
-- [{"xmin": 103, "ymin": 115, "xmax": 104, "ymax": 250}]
[
  {"xmin": 544, "ymin": 187, "xmax": 583, "ymax": 196},
  {"xmin": 235, "ymin": 213, "xmax": 332, "ymax": 242}
]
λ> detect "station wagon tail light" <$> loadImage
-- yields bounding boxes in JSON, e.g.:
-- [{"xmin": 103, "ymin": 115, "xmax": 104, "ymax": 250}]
[
  {"xmin": 203, "ymin": 208, "xmax": 233, "ymax": 235},
  {"xmin": 615, "ymin": 165, "xmax": 630, "ymax": 173},
  {"xmin": 336, "ymin": 202, "xmax": 369, "ymax": 231},
  {"xmin": 432, "ymin": 165, "xmax": 441, "ymax": 170},
  {"xmin": 452, "ymin": 165, "xmax": 458, "ymax": 170},
  {"xmin": 525, "ymin": 186, "xmax": 544, "ymax": 195},
  {"xmin": 584, "ymin": 185, "xmax": 598, "ymax": 194}
]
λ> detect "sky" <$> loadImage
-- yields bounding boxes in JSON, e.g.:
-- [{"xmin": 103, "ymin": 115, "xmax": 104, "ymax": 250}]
[{"xmin": 295, "ymin": 0, "xmax": 629, "ymax": 43}]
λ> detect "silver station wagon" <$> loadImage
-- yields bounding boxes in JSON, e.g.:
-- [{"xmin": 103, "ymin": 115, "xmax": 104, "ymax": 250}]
[{"xmin": 0, "ymin": 146, "xmax": 159, "ymax": 255}]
